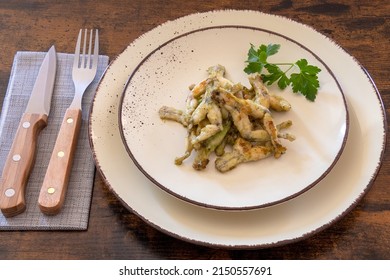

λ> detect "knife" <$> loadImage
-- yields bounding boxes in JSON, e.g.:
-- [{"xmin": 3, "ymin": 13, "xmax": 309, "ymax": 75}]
[{"xmin": 0, "ymin": 46, "xmax": 57, "ymax": 217}]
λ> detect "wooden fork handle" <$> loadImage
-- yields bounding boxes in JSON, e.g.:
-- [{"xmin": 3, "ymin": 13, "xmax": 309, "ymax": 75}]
[
  {"xmin": 38, "ymin": 108, "xmax": 82, "ymax": 215},
  {"xmin": 0, "ymin": 113, "xmax": 48, "ymax": 217}
]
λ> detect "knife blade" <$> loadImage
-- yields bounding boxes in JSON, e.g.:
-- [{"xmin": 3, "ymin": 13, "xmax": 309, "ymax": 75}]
[{"xmin": 0, "ymin": 46, "xmax": 57, "ymax": 217}]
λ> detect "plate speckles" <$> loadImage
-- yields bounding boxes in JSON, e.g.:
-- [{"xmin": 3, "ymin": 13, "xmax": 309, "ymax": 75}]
[
  {"xmin": 118, "ymin": 25, "xmax": 348, "ymax": 210},
  {"xmin": 89, "ymin": 10, "xmax": 385, "ymax": 248}
]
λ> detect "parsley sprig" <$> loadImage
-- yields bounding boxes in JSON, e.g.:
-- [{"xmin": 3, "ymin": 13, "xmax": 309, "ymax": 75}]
[{"xmin": 244, "ymin": 43, "xmax": 321, "ymax": 101}]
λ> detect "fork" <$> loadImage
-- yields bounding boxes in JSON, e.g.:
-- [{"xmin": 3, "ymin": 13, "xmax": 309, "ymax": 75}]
[{"xmin": 38, "ymin": 29, "xmax": 99, "ymax": 215}]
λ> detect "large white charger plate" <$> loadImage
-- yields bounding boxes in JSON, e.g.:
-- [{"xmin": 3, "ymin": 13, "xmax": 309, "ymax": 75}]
[
  {"xmin": 119, "ymin": 24, "xmax": 348, "ymax": 210},
  {"xmin": 89, "ymin": 10, "xmax": 386, "ymax": 248}
]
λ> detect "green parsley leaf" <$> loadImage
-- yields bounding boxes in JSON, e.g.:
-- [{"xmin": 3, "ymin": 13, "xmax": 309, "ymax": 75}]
[
  {"xmin": 244, "ymin": 62, "xmax": 263, "ymax": 74},
  {"xmin": 262, "ymin": 64, "xmax": 289, "ymax": 87},
  {"xmin": 289, "ymin": 59, "xmax": 321, "ymax": 101},
  {"xmin": 244, "ymin": 44, "xmax": 322, "ymax": 101},
  {"xmin": 246, "ymin": 44, "xmax": 260, "ymax": 62},
  {"xmin": 264, "ymin": 43, "xmax": 280, "ymax": 56},
  {"xmin": 277, "ymin": 73, "xmax": 290, "ymax": 90},
  {"xmin": 244, "ymin": 43, "xmax": 281, "ymax": 75}
]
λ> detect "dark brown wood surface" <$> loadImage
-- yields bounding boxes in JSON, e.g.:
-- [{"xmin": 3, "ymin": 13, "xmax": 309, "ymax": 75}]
[{"xmin": 0, "ymin": 0, "xmax": 389, "ymax": 259}]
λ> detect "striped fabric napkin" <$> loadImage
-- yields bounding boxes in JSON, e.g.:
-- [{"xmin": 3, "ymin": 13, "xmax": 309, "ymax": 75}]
[{"xmin": 0, "ymin": 51, "xmax": 109, "ymax": 230}]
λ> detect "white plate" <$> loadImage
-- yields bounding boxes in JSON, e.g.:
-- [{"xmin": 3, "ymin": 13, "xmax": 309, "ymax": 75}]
[
  {"xmin": 119, "ymin": 25, "xmax": 348, "ymax": 210},
  {"xmin": 89, "ymin": 10, "xmax": 386, "ymax": 248}
]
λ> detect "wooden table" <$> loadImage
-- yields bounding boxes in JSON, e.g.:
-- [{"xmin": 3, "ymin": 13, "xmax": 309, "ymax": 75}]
[{"xmin": 0, "ymin": 0, "xmax": 389, "ymax": 259}]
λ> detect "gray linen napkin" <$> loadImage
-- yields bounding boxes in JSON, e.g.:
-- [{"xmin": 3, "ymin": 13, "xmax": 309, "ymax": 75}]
[{"xmin": 0, "ymin": 51, "xmax": 109, "ymax": 230}]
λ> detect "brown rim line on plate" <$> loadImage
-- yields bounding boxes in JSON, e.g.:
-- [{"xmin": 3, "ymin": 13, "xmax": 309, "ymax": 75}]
[
  {"xmin": 88, "ymin": 10, "xmax": 386, "ymax": 248},
  {"xmin": 118, "ymin": 25, "xmax": 349, "ymax": 210}
]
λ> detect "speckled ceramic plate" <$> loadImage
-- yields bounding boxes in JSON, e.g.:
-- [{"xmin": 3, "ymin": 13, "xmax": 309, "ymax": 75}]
[
  {"xmin": 118, "ymin": 25, "xmax": 348, "ymax": 210},
  {"xmin": 89, "ymin": 10, "xmax": 386, "ymax": 248}
]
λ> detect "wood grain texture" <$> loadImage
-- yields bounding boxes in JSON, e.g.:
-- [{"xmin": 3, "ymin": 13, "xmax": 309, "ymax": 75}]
[
  {"xmin": 38, "ymin": 108, "xmax": 82, "ymax": 215},
  {"xmin": 0, "ymin": 113, "xmax": 48, "ymax": 217},
  {"xmin": 0, "ymin": 0, "xmax": 389, "ymax": 259}
]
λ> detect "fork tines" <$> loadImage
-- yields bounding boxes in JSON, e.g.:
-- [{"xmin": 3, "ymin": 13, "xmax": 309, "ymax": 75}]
[{"xmin": 74, "ymin": 29, "xmax": 99, "ymax": 70}]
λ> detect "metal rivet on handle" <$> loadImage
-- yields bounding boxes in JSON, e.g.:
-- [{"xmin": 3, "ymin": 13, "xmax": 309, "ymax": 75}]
[
  {"xmin": 57, "ymin": 151, "xmax": 65, "ymax": 158},
  {"xmin": 4, "ymin": 188, "xmax": 15, "ymax": 198},
  {"xmin": 47, "ymin": 187, "xmax": 55, "ymax": 194},
  {"xmin": 66, "ymin": 118, "xmax": 74, "ymax": 124},
  {"xmin": 12, "ymin": 154, "xmax": 21, "ymax": 162},
  {"xmin": 22, "ymin": 122, "xmax": 31, "ymax": 128}
]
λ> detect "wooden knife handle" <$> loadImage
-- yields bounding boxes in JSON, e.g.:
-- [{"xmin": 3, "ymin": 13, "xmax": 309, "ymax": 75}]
[
  {"xmin": 38, "ymin": 108, "xmax": 82, "ymax": 215},
  {"xmin": 0, "ymin": 113, "xmax": 48, "ymax": 217}
]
